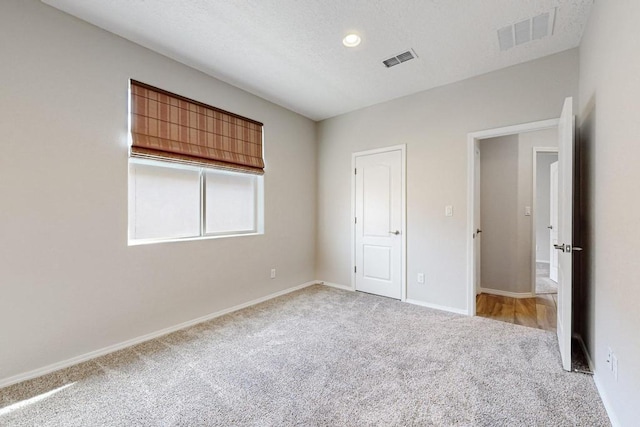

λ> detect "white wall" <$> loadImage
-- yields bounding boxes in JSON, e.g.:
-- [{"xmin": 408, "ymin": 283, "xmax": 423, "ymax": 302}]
[
  {"xmin": 0, "ymin": 0, "xmax": 317, "ymax": 383},
  {"xmin": 535, "ymin": 153, "xmax": 558, "ymax": 263},
  {"xmin": 317, "ymin": 50, "xmax": 579, "ymax": 311},
  {"xmin": 578, "ymin": 1, "xmax": 640, "ymax": 424},
  {"xmin": 479, "ymin": 135, "xmax": 519, "ymax": 293}
]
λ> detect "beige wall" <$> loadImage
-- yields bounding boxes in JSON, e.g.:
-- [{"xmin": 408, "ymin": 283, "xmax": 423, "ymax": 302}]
[
  {"xmin": 0, "ymin": 0, "xmax": 317, "ymax": 382},
  {"xmin": 479, "ymin": 135, "xmax": 519, "ymax": 293},
  {"xmin": 317, "ymin": 50, "xmax": 579, "ymax": 311},
  {"xmin": 578, "ymin": 1, "xmax": 640, "ymax": 425}
]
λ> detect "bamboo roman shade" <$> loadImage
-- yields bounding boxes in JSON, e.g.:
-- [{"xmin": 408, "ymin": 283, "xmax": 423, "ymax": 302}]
[{"xmin": 130, "ymin": 80, "xmax": 264, "ymax": 175}]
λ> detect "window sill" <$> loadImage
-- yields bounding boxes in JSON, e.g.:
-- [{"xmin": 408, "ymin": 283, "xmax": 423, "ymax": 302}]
[{"xmin": 128, "ymin": 231, "xmax": 263, "ymax": 246}]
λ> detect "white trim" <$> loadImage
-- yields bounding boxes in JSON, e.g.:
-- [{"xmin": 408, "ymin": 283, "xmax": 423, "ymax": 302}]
[
  {"xmin": 405, "ymin": 299, "xmax": 468, "ymax": 315},
  {"xmin": 593, "ymin": 373, "xmax": 622, "ymax": 427},
  {"xmin": 468, "ymin": 119, "xmax": 560, "ymax": 140},
  {"xmin": 0, "ymin": 281, "xmax": 319, "ymax": 389},
  {"xmin": 467, "ymin": 118, "xmax": 560, "ymax": 316},
  {"xmin": 320, "ymin": 281, "xmax": 354, "ymax": 292},
  {"xmin": 535, "ymin": 259, "xmax": 550, "ymax": 264},
  {"xmin": 573, "ymin": 333, "xmax": 594, "ymax": 372},
  {"xmin": 351, "ymin": 144, "xmax": 407, "ymax": 301},
  {"xmin": 479, "ymin": 288, "xmax": 535, "ymax": 299},
  {"xmin": 531, "ymin": 146, "xmax": 558, "ymax": 295},
  {"xmin": 323, "ymin": 281, "xmax": 468, "ymax": 315}
]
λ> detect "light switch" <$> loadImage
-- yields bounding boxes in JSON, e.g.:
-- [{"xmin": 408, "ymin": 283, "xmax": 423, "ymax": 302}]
[
  {"xmin": 445, "ymin": 205, "xmax": 453, "ymax": 217},
  {"xmin": 525, "ymin": 206, "xmax": 531, "ymax": 216}
]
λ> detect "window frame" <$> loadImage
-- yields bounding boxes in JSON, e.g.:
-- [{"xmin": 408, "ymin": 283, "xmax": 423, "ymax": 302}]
[{"xmin": 128, "ymin": 157, "xmax": 264, "ymax": 246}]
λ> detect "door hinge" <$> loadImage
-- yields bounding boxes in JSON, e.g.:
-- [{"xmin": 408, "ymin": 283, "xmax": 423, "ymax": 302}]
[
  {"xmin": 354, "ymin": 266, "xmax": 357, "ymax": 273},
  {"xmin": 355, "ymin": 217, "xmax": 357, "ymax": 224},
  {"xmin": 354, "ymin": 168, "xmax": 357, "ymax": 175}
]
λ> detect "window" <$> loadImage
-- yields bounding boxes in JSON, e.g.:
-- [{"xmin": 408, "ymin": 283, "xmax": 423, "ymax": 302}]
[
  {"xmin": 127, "ymin": 80, "xmax": 264, "ymax": 244},
  {"xmin": 129, "ymin": 160, "xmax": 262, "ymax": 243}
]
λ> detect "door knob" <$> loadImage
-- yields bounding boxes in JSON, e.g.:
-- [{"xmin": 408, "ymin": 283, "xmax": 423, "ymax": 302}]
[
  {"xmin": 547, "ymin": 225, "xmax": 553, "ymax": 230},
  {"xmin": 389, "ymin": 230, "xmax": 400, "ymax": 235},
  {"xmin": 554, "ymin": 243, "xmax": 582, "ymax": 253},
  {"xmin": 476, "ymin": 229, "xmax": 482, "ymax": 234},
  {"xmin": 554, "ymin": 243, "xmax": 566, "ymax": 252}
]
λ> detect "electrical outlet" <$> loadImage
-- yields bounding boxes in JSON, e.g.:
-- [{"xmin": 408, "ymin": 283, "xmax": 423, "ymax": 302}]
[
  {"xmin": 612, "ymin": 354, "xmax": 618, "ymax": 381},
  {"xmin": 270, "ymin": 268, "xmax": 276, "ymax": 279},
  {"xmin": 417, "ymin": 273, "xmax": 425, "ymax": 284},
  {"xmin": 445, "ymin": 205, "xmax": 453, "ymax": 217}
]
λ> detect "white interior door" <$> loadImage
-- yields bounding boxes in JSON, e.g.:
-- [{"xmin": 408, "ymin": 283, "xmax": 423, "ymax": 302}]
[
  {"xmin": 354, "ymin": 149, "xmax": 403, "ymax": 299},
  {"xmin": 549, "ymin": 161, "xmax": 559, "ymax": 282},
  {"xmin": 474, "ymin": 144, "xmax": 482, "ymax": 294},
  {"xmin": 555, "ymin": 97, "xmax": 575, "ymax": 372}
]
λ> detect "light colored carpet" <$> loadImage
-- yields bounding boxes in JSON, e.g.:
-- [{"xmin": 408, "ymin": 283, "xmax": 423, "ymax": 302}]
[
  {"xmin": 0, "ymin": 285, "xmax": 609, "ymax": 426},
  {"xmin": 536, "ymin": 262, "xmax": 558, "ymax": 294}
]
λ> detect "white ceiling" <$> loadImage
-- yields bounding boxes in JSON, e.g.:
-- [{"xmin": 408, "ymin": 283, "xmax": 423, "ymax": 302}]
[{"xmin": 42, "ymin": 0, "xmax": 592, "ymax": 121}]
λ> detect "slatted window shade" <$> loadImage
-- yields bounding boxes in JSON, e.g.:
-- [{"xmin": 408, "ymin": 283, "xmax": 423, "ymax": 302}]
[{"xmin": 130, "ymin": 80, "xmax": 264, "ymax": 175}]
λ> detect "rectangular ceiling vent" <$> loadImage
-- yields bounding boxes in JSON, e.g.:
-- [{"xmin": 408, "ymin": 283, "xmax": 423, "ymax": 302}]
[
  {"xmin": 498, "ymin": 8, "xmax": 556, "ymax": 51},
  {"xmin": 383, "ymin": 49, "xmax": 418, "ymax": 68}
]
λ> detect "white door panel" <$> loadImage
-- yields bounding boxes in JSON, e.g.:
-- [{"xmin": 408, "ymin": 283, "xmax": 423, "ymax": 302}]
[
  {"xmin": 363, "ymin": 245, "xmax": 391, "ymax": 280},
  {"xmin": 363, "ymin": 165, "xmax": 391, "ymax": 237},
  {"xmin": 556, "ymin": 97, "xmax": 575, "ymax": 372},
  {"xmin": 355, "ymin": 149, "xmax": 402, "ymax": 299}
]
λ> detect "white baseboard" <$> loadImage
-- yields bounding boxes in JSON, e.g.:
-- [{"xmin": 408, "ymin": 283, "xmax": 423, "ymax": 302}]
[
  {"xmin": 319, "ymin": 281, "xmax": 354, "ymax": 292},
  {"xmin": 0, "ymin": 280, "xmax": 320, "ymax": 389},
  {"xmin": 405, "ymin": 298, "xmax": 468, "ymax": 315},
  {"xmin": 480, "ymin": 287, "xmax": 535, "ymax": 298},
  {"xmin": 573, "ymin": 333, "xmax": 619, "ymax": 427},
  {"xmin": 535, "ymin": 259, "xmax": 550, "ymax": 264},
  {"xmin": 320, "ymin": 281, "xmax": 467, "ymax": 315},
  {"xmin": 593, "ymin": 373, "xmax": 621, "ymax": 427}
]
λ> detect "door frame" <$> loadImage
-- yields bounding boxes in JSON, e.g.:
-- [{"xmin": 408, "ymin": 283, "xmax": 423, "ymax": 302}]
[
  {"xmin": 549, "ymin": 161, "xmax": 559, "ymax": 283},
  {"xmin": 466, "ymin": 119, "xmax": 559, "ymax": 315},
  {"xmin": 531, "ymin": 147, "xmax": 559, "ymax": 295},
  {"xmin": 351, "ymin": 144, "xmax": 407, "ymax": 301}
]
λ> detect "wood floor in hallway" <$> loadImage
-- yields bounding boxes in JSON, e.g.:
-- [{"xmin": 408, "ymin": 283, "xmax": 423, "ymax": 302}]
[{"xmin": 476, "ymin": 293, "xmax": 557, "ymax": 332}]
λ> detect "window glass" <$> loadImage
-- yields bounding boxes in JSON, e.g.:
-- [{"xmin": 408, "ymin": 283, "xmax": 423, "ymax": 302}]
[
  {"xmin": 205, "ymin": 171, "xmax": 256, "ymax": 234},
  {"xmin": 129, "ymin": 163, "xmax": 200, "ymax": 240}
]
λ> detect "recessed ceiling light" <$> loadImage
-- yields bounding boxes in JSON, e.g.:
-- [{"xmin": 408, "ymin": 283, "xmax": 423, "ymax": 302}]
[{"xmin": 342, "ymin": 33, "xmax": 361, "ymax": 47}]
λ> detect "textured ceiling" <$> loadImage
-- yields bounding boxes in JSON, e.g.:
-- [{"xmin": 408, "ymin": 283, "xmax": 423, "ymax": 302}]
[{"xmin": 42, "ymin": 0, "xmax": 593, "ymax": 121}]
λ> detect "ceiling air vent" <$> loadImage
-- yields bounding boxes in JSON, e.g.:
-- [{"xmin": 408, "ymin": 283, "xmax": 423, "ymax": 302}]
[
  {"xmin": 498, "ymin": 8, "xmax": 556, "ymax": 51},
  {"xmin": 383, "ymin": 49, "xmax": 417, "ymax": 68}
]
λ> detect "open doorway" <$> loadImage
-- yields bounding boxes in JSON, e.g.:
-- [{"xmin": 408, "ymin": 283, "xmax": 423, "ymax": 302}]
[
  {"xmin": 468, "ymin": 98, "xmax": 577, "ymax": 371},
  {"xmin": 469, "ymin": 120, "xmax": 559, "ymax": 332}
]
